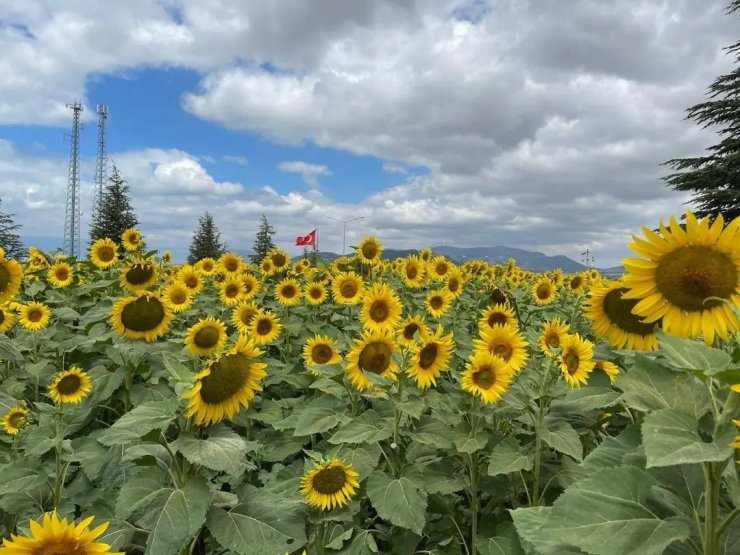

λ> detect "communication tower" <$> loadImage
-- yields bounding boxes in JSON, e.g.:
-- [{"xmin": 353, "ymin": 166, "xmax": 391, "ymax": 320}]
[
  {"xmin": 64, "ymin": 101, "xmax": 83, "ymax": 258},
  {"xmin": 93, "ymin": 104, "xmax": 108, "ymax": 218}
]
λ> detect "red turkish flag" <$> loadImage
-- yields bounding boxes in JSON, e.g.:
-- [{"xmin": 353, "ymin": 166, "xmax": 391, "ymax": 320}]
[{"xmin": 296, "ymin": 229, "xmax": 317, "ymax": 246}]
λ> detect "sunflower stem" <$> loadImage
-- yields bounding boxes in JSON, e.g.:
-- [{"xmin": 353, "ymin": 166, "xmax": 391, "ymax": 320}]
[
  {"xmin": 316, "ymin": 520, "xmax": 326, "ymax": 555},
  {"xmin": 53, "ymin": 405, "xmax": 65, "ymax": 510},
  {"xmin": 702, "ymin": 462, "xmax": 721, "ymax": 555},
  {"xmin": 468, "ymin": 451, "xmax": 480, "ymax": 555}
]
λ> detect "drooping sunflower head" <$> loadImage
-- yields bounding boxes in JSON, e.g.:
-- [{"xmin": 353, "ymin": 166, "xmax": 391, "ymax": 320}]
[
  {"xmin": 473, "ymin": 324, "xmax": 529, "ymax": 374},
  {"xmin": 0, "ymin": 512, "xmax": 123, "ymax": 555},
  {"xmin": 162, "ymin": 281, "xmax": 193, "ymax": 313},
  {"xmin": 407, "ymin": 326, "xmax": 455, "ymax": 389},
  {"xmin": 218, "ymin": 252, "xmax": 243, "ymax": 275},
  {"xmin": 121, "ymin": 228, "xmax": 143, "ymax": 251},
  {"xmin": 111, "ymin": 291, "xmax": 173, "ymax": 341},
  {"xmin": 276, "ymin": 277, "xmax": 302, "ymax": 306},
  {"xmin": 184, "ymin": 317, "xmax": 228, "ymax": 357},
  {"xmin": 425, "ymin": 288, "xmax": 452, "ymax": 318},
  {"xmin": 185, "ymin": 336, "xmax": 267, "ymax": 425},
  {"xmin": 567, "ymin": 273, "xmax": 587, "ymax": 296},
  {"xmin": 89, "ymin": 238, "xmax": 120, "ymax": 269},
  {"xmin": 479, "ymin": 303, "xmax": 517, "ymax": 332},
  {"xmin": 300, "ymin": 458, "xmax": 360, "ymax": 511},
  {"xmin": 584, "ymin": 281, "xmax": 659, "ymax": 351},
  {"xmin": 47, "ymin": 261, "xmax": 75, "ymax": 288},
  {"xmin": 0, "ymin": 257, "xmax": 23, "ymax": 303},
  {"xmin": 462, "ymin": 350, "xmax": 514, "ymax": 404},
  {"xmin": 622, "ymin": 212, "xmax": 740, "ymax": 345},
  {"xmin": 1, "ymin": 403, "xmax": 29, "ymax": 435},
  {"xmin": 196, "ymin": 257, "xmax": 217, "ymax": 275},
  {"xmin": 305, "ymin": 282, "xmax": 328, "ymax": 305},
  {"xmin": 356, "ymin": 236, "xmax": 384, "ymax": 266},
  {"xmin": 558, "ymin": 333, "xmax": 595, "ymax": 388},
  {"xmin": 267, "ymin": 248, "xmax": 291, "ymax": 274},
  {"xmin": 539, "ymin": 318, "xmax": 570, "ymax": 356},
  {"xmin": 179, "ymin": 264, "xmax": 204, "ymax": 294},
  {"xmin": 397, "ymin": 314, "xmax": 430, "ymax": 348},
  {"xmin": 0, "ymin": 303, "xmax": 16, "ymax": 333},
  {"xmin": 345, "ymin": 331, "xmax": 398, "ymax": 391},
  {"xmin": 332, "ymin": 271, "xmax": 365, "ymax": 304},
  {"xmin": 594, "ymin": 360, "xmax": 620, "ymax": 384},
  {"xmin": 303, "ymin": 334, "xmax": 342, "ymax": 371},
  {"xmin": 219, "ymin": 278, "xmax": 245, "ymax": 306},
  {"xmin": 231, "ymin": 302, "xmax": 260, "ymax": 334},
  {"xmin": 249, "ymin": 310, "xmax": 282, "ymax": 345},
  {"xmin": 119, "ymin": 259, "xmax": 158, "ymax": 293},
  {"xmin": 19, "ymin": 301, "xmax": 52, "ymax": 332},
  {"xmin": 361, "ymin": 282, "xmax": 403, "ymax": 332},
  {"xmin": 48, "ymin": 366, "xmax": 93, "ymax": 405},
  {"xmin": 242, "ymin": 273, "xmax": 261, "ymax": 300},
  {"xmin": 532, "ymin": 277, "xmax": 557, "ymax": 306}
]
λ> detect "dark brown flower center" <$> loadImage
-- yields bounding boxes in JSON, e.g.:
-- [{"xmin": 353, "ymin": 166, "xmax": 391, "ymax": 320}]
[
  {"xmin": 312, "ymin": 344, "xmax": 334, "ymax": 364},
  {"xmin": 194, "ymin": 326, "xmax": 220, "ymax": 348},
  {"xmin": 281, "ymin": 285, "xmax": 296, "ymax": 298},
  {"xmin": 491, "ymin": 342, "xmax": 512, "ymax": 361},
  {"xmin": 602, "ymin": 288, "xmax": 657, "ymax": 335},
  {"xmin": 472, "ymin": 366, "xmax": 495, "ymax": 390},
  {"xmin": 403, "ymin": 323, "xmax": 419, "ymax": 340},
  {"xmin": 171, "ymin": 290, "xmax": 187, "ymax": 304},
  {"xmin": 362, "ymin": 243, "xmax": 378, "ymax": 259},
  {"xmin": 0, "ymin": 264, "xmax": 9, "ymax": 291},
  {"xmin": 121, "ymin": 296, "xmax": 165, "ymax": 331},
  {"xmin": 369, "ymin": 300, "xmax": 389, "ymax": 322},
  {"xmin": 489, "ymin": 288, "xmax": 508, "ymax": 305},
  {"xmin": 309, "ymin": 286, "xmax": 323, "ymax": 299},
  {"xmin": 406, "ymin": 265, "xmax": 418, "ymax": 279},
  {"xmin": 225, "ymin": 259, "xmax": 239, "ymax": 272},
  {"xmin": 184, "ymin": 274, "xmax": 199, "ymax": 288},
  {"xmin": 546, "ymin": 333, "xmax": 560, "ymax": 348},
  {"xmin": 312, "ymin": 466, "xmax": 347, "ymax": 494},
  {"xmin": 536, "ymin": 283, "xmax": 552, "ymax": 299},
  {"xmin": 55, "ymin": 268, "xmax": 70, "ymax": 281},
  {"xmin": 8, "ymin": 410, "xmax": 26, "ymax": 429},
  {"xmin": 0, "ymin": 310, "xmax": 5, "ymax": 325},
  {"xmin": 570, "ymin": 276, "xmax": 583, "ymax": 290},
  {"xmin": 126, "ymin": 264, "xmax": 154, "ymax": 286},
  {"xmin": 28, "ymin": 309, "xmax": 43, "ymax": 322},
  {"xmin": 448, "ymin": 278, "xmax": 460, "ymax": 292},
  {"xmin": 271, "ymin": 253, "xmax": 287, "ymax": 267},
  {"xmin": 340, "ymin": 281, "xmax": 358, "ymax": 298},
  {"xmin": 256, "ymin": 318, "xmax": 272, "ymax": 335},
  {"xmin": 488, "ymin": 312, "xmax": 508, "ymax": 327},
  {"xmin": 429, "ymin": 296, "xmax": 443, "ymax": 310},
  {"xmin": 240, "ymin": 308, "xmax": 258, "ymax": 326},
  {"xmin": 56, "ymin": 374, "xmax": 82, "ymax": 395},
  {"xmin": 564, "ymin": 351, "xmax": 579, "ymax": 375},
  {"xmin": 359, "ymin": 341, "xmax": 392, "ymax": 374},
  {"xmin": 98, "ymin": 245, "xmax": 115, "ymax": 262},
  {"xmin": 435, "ymin": 263, "xmax": 448, "ymax": 276},
  {"xmin": 199, "ymin": 354, "xmax": 250, "ymax": 404},
  {"xmin": 418, "ymin": 343, "xmax": 438, "ymax": 369}
]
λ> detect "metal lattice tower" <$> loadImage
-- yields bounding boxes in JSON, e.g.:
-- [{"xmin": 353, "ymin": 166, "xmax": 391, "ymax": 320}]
[
  {"xmin": 93, "ymin": 104, "xmax": 108, "ymax": 219},
  {"xmin": 64, "ymin": 101, "xmax": 83, "ymax": 258}
]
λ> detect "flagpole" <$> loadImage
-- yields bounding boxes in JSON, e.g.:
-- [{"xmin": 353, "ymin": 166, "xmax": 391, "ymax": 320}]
[{"xmin": 326, "ymin": 216, "xmax": 364, "ymax": 256}]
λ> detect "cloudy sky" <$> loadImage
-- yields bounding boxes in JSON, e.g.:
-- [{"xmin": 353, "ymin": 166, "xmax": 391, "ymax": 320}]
[{"xmin": 0, "ymin": 0, "xmax": 736, "ymax": 266}]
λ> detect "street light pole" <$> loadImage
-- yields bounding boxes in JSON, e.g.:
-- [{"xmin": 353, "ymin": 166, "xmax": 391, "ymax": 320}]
[{"xmin": 326, "ymin": 216, "xmax": 365, "ymax": 255}]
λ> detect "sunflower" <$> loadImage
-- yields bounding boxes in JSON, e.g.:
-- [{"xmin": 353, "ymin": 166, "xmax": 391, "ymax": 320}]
[
  {"xmin": 249, "ymin": 311, "xmax": 282, "ymax": 345},
  {"xmin": 361, "ymin": 282, "xmax": 403, "ymax": 333},
  {"xmin": 275, "ymin": 278, "xmax": 302, "ymax": 307},
  {"xmin": 488, "ymin": 286, "xmax": 510, "ymax": 307},
  {"xmin": 184, "ymin": 336, "xmax": 267, "ymax": 425},
  {"xmin": 89, "ymin": 238, "xmax": 119, "ymax": 269},
  {"xmin": 121, "ymin": 228, "xmax": 143, "ymax": 251},
  {"xmin": 218, "ymin": 252, "xmax": 243, "ymax": 275},
  {"xmin": 584, "ymin": 281, "xmax": 659, "ymax": 351},
  {"xmin": 419, "ymin": 247, "xmax": 433, "ymax": 263},
  {"xmin": 400, "ymin": 256, "xmax": 425, "ymax": 288},
  {"xmin": 425, "ymin": 289, "xmax": 452, "ymax": 319},
  {"xmin": 397, "ymin": 315, "xmax": 430, "ymax": 348},
  {"xmin": 162, "ymin": 250, "xmax": 173, "ymax": 264},
  {"xmin": 19, "ymin": 302, "xmax": 52, "ymax": 332},
  {"xmin": 48, "ymin": 367, "xmax": 92, "ymax": 405},
  {"xmin": 0, "ymin": 304, "xmax": 16, "ymax": 333},
  {"xmin": 47, "ymin": 261, "xmax": 75, "ymax": 288},
  {"xmin": 305, "ymin": 282, "xmax": 327, "ymax": 305},
  {"xmin": 622, "ymin": 212, "xmax": 739, "ymax": 345},
  {"xmin": 184, "ymin": 317, "xmax": 228, "ymax": 357},
  {"xmin": 332, "ymin": 272, "xmax": 365, "ymax": 304},
  {"xmin": 355, "ymin": 236, "xmax": 383, "ymax": 266},
  {"xmin": 345, "ymin": 331, "xmax": 399, "ymax": 391},
  {"xmin": 558, "ymin": 333, "xmax": 595, "ymax": 388},
  {"xmin": 219, "ymin": 278, "xmax": 245, "ymax": 306},
  {"xmin": 445, "ymin": 269, "xmax": 464, "ymax": 298},
  {"xmin": 1, "ymin": 404, "xmax": 29, "ymax": 435},
  {"xmin": 162, "ymin": 281, "xmax": 193, "ymax": 313},
  {"xmin": 110, "ymin": 291, "xmax": 173, "ymax": 341},
  {"xmin": 0, "ymin": 258, "xmax": 23, "ymax": 303},
  {"xmin": 267, "ymin": 248, "xmax": 291, "ymax": 274},
  {"xmin": 567, "ymin": 273, "xmax": 587, "ymax": 296},
  {"xmin": 429, "ymin": 256, "xmax": 450, "ymax": 281},
  {"xmin": 300, "ymin": 459, "xmax": 360, "ymax": 511},
  {"xmin": 462, "ymin": 351, "xmax": 514, "ymax": 404},
  {"xmin": 479, "ymin": 303, "xmax": 517, "ymax": 331},
  {"xmin": 242, "ymin": 273, "xmax": 261, "ymax": 300},
  {"xmin": 532, "ymin": 277, "xmax": 557, "ymax": 305},
  {"xmin": 259, "ymin": 257, "xmax": 274, "ymax": 276},
  {"xmin": 473, "ymin": 324, "xmax": 529, "ymax": 374},
  {"xmin": 406, "ymin": 327, "xmax": 455, "ymax": 389},
  {"xmin": 594, "ymin": 360, "xmax": 620, "ymax": 384},
  {"xmin": 179, "ymin": 264, "xmax": 204, "ymax": 294},
  {"xmin": 0, "ymin": 512, "xmax": 123, "ymax": 555},
  {"xmin": 196, "ymin": 257, "xmax": 217, "ymax": 276},
  {"xmin": 539, "ymin": 318, "xmax": 570, "ymax": 356},
  {"xmin": 232, "ymin": 302, "xmax": 260, "ymax": 334},
  {"xmin": 303, "ymin": 335, "xmax": 342, "ymax": 372},
  {"xmin": 119, "ymin": 260, "xmax": 158, "ymax": 292}
]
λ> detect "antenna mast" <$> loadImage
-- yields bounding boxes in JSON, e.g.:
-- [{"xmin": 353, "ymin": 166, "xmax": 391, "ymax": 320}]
[
  {"xmin": 64, "ymin": 101, "xmax": 83, "ymax": 258},
  {"xmin": 93, "ymin": 104, "xmax": 108, "ymax": 219},
  {"xmin": 581, "ymin": 248, "xmax": 595, "ymax": 269}
]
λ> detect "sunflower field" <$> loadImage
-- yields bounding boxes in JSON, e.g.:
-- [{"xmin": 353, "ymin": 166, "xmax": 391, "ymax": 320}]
[{"xmin": 0, "ymin": 213, "xmax": 738, "ymax": 555}]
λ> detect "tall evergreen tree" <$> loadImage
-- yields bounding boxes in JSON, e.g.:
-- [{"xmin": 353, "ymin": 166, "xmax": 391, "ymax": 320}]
[
  {"xmin": 0, "ymin": 199, "xmax": 24, "ymax": 259},
  {"xmin": 89, "ymin": 165, "xmax": 138, "ymax": 245},
  {"xmin": 188, "ymin": 211, "xmax": 226, "ymax": 263},
  {"xmin": 662, "ymin": 0, "xmax": 740, "ymax": 221},
  {"xmin": 251, "ymin": 214, "xmax": 276, "ymax": 264}
]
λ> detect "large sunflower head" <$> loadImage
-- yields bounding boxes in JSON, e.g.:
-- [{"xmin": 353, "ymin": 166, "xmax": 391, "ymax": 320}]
[
  {"xmin": 356, "ymin": 236, "xmax": 383, "ymax": 266},
  {"xmin": 219, "ymin": 278, "xmax": 245, "ymax": 306},
  {"xmin": 332, "ymin": 272, "xmax": 365, "ymax": 304},
  {"xmin": 231, "ymin": 302, "xmax": 260, "ymax": 335},
  {"xmin": 300, "ymin": 458, "xmax": 360, "ymax": 511},
  {"xmin": 0, "ymin": 303, "xmax": 16, "ymax": 333},
  {"xmin": 445, "ymin": 269, "xmax": 464, "ymax": 298},
  {"xmin": 275, "ymin": 277, "xmax": 302, "ymax": 306},
  {"xmin": 19, "ymin": 302, "xmax": 52, "ymax": 332},
  {"xmin": 345, "ymin": 331, "xmax": 399, "ymax": 391},
  {"xmin": 1, "ymin": 403, "xmax": 29, "ymax": 435},
  {"xmin": 196, "ymin": 257, "xmax": 217, "ymax": 276},
  {"xmin": 0, "ymin": 257, "xmax": 23, "ymax": 303},
  {"xmin": 185, "ymin": 336, "xmax": 267, "ymax": 425},
  {"xmin": 462, "ymin": 351, "xmax": 514, "ymax": 404},
  {"xmin": 397, "ymin": 315, "xmax": 430, "ymax": 348},
  {"xmin": 303, "ymin": 334, "xmax": 342, "ymax": 371},
  {"xmin": 48, "ymin": 366, "xmax": 93, "ymax": 405},
  {"xmin": 479, "ymin": 303, "xmax": 517, "ymax": 332},
  {"xmin": 473, "ymin": 324, "xmax": 529, "ymax": 374},
  {"xmin": 242, "ymin": 273, "xmax": 261, "ymax": 300},
  {"xmin": 119, "ymin": 259, "xmax": 158, "ymax": 293},
  {"xmin": 121, "ymin": 228, "xmax": 143, "ymax": 251},
  {"xmin": 559, "ymin": 333, "xmax": 595, "ymax": 388},
  {"xmin": 218, "ymin": 252, "xmax": 243, "ymax": 275},
  {"xmin": 622, "ymin": 212, "xmax": 739, "ymax": 344},
  {"xmin": 267, "ymin": 248, "xmax": 291, "ymax": 274},
  {"xmin": 567, "ymin": 273, "xmax": 587, "ymax": 296},
  {"xmin": 179, "ymin": 264, "xmax": 204, "ymax": 294},
  {"xmin": 305, "ymin": 282, "xmax": 328, "ymax": 305},
  {"xmin": 0, "ymin": 512, "xmax": 123, "ymax": 554},
  {"xmin": 407, "ymin": 326, "xmax": 455, "ymax": 389},
  {"xmin": 539, "ymin": 318, "xmax": 570, "ymax": 356},
  {"xmin": 584, "ymin": 281, "xmax": 659, "ymax": 351},
  {"xmin": 425, "ymin": 289, "xmax": 452, "ymax": 319},
  {"xmin": 162, "ymin": 281, "xmax": 193, "ymax": 313},
  {"xmin": 532, "ymin": 277, "xmax": 557, "ymax": 306},
  {"xmin": 47, "ymin": 261, "xmax": 75, "ymax": 288},
  {"xmin": 361, "ymin": 282, "xmax": 403, "ymax": 332},
  {"xmin": 111, "ymin": 291, "xmax": 173, "ymax": 341},
  {"xmin": 419, "ymin": 247, "xmax": 433, "ymax": 262},
  {"xmin": 429, "ymin": 256, "xmax": 450, "ymax": 280},
  {"xmin": 89, "ymin": 238, "xmax": 120, "ymax": 269},
  {"xmin": 249, "ymin": 310, "xmax": 282, "ymax": 345},
  {"xmin": 400, "ymin": 256, "xmax": 425, "ymax": 288},
  {"xmin": 184, "ymin": 317, "xmax": 228, "ymax": 357}
]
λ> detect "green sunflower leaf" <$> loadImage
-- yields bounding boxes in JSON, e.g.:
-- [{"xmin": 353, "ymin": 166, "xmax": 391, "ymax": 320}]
[
  {"xmin": 98, "ymin": 398, "xmax": 181, "ymax": 446},
  {"xmin": 366, "ymin": 470, "xmax": 428, "ymax": 535},
  {"xmin": 176, "ymin": 425, "xmax": 254, "ymax": 476},
  {"xmin": 487, "ymin": 437, "xmax": 533, "ymax": 476}
]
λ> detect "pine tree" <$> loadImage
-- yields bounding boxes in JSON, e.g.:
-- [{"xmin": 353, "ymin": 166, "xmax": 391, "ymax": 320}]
[
  {"xmin": 251, "ymin": 214, "xmax": 276, "ymax": 264},
  {"xmin": 188, "ymin": 211, "xmax": 226, "ymax": 263},
  {"xmin": 89, "ymin": 165, "xmax": 138, "ymax": 245},
  {"xmin": 662, "ymin": 0, "xmax": 740, "ymax": 221},
  {"xmin": 0, "ymin": 199, "xmax": 24, "ymax": 259}
]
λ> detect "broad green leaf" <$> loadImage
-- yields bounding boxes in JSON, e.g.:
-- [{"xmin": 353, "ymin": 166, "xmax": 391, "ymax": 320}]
[
  {"xmin": 422, "ymin": 461, "xmax": 465, "ymax": 494},
  {"xmin": 116, "ymin": 473, "xmax": 168, "ymax": 520},
  {"xmin": 145, "ymin": 478, "xmax": 210, "ymax": 555},
  {"xmin": 329, "ymin": 410, "xmax": 393, "ymax": 444},
  {"xmin": 366, "ymin": 470, "xmax": 427, "ymax": 535},
  {"xmin": 293, "ymin": 405, "xmax": 345, "ymax": 436},
  {"xmin": 0, "ymin": 334, "xmax": 23, "ymax": 363},
  {"xmin": 512, "ymin": 467, "xmax": 690, "ymax": 555},
  {"xmin": 658, "ymin": 334, "xmax": 731, "ymax": 374},
  {"xmin": 550, "ymin": 387, "xmax": 621, "ymax": 414},
  {"xmin": 581, "ymin": 425, "xmax": 644, "ymax": 472},
  {"xmin": 454, "ymin": 434, "xmax": 488, "ymax": 453},
  {"xmin": 510, "ymin": 506, "xmax": 576, "ymax": 555},
  {"xmin": 98, "ymin": 398, "xmax": 180, "ymax": 446},
  {"xmin": 488, "ymin": 437, "xmax": 533, "ymax": 476},
  {"xmin": 0, "ymin": 464, "xmax": 46, "ymax": 496},
  {"xmin": 207, "ymin": 485, "xmax": 306, "ymax": 555},
  {"xmin": 642, "ymin": 409, "xmax": 734, "ymax": 467},
  {"xmin": 407, "ymin": 416, "xmax": 455, "ymax": 449},
  {"xmin": 177, "ymin": 425, "xmax": 252, "ymax": 476},
  {"xmin": 475, "ymin": 535, "xmax": 524, "ymax": 555},
  {"xmin": 336, "ymin": 444, "xmax": 381, "ymax": 480},
  {"xmin": 541, "ymin": 421, "xmax": 583, "ymax": 462}
]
